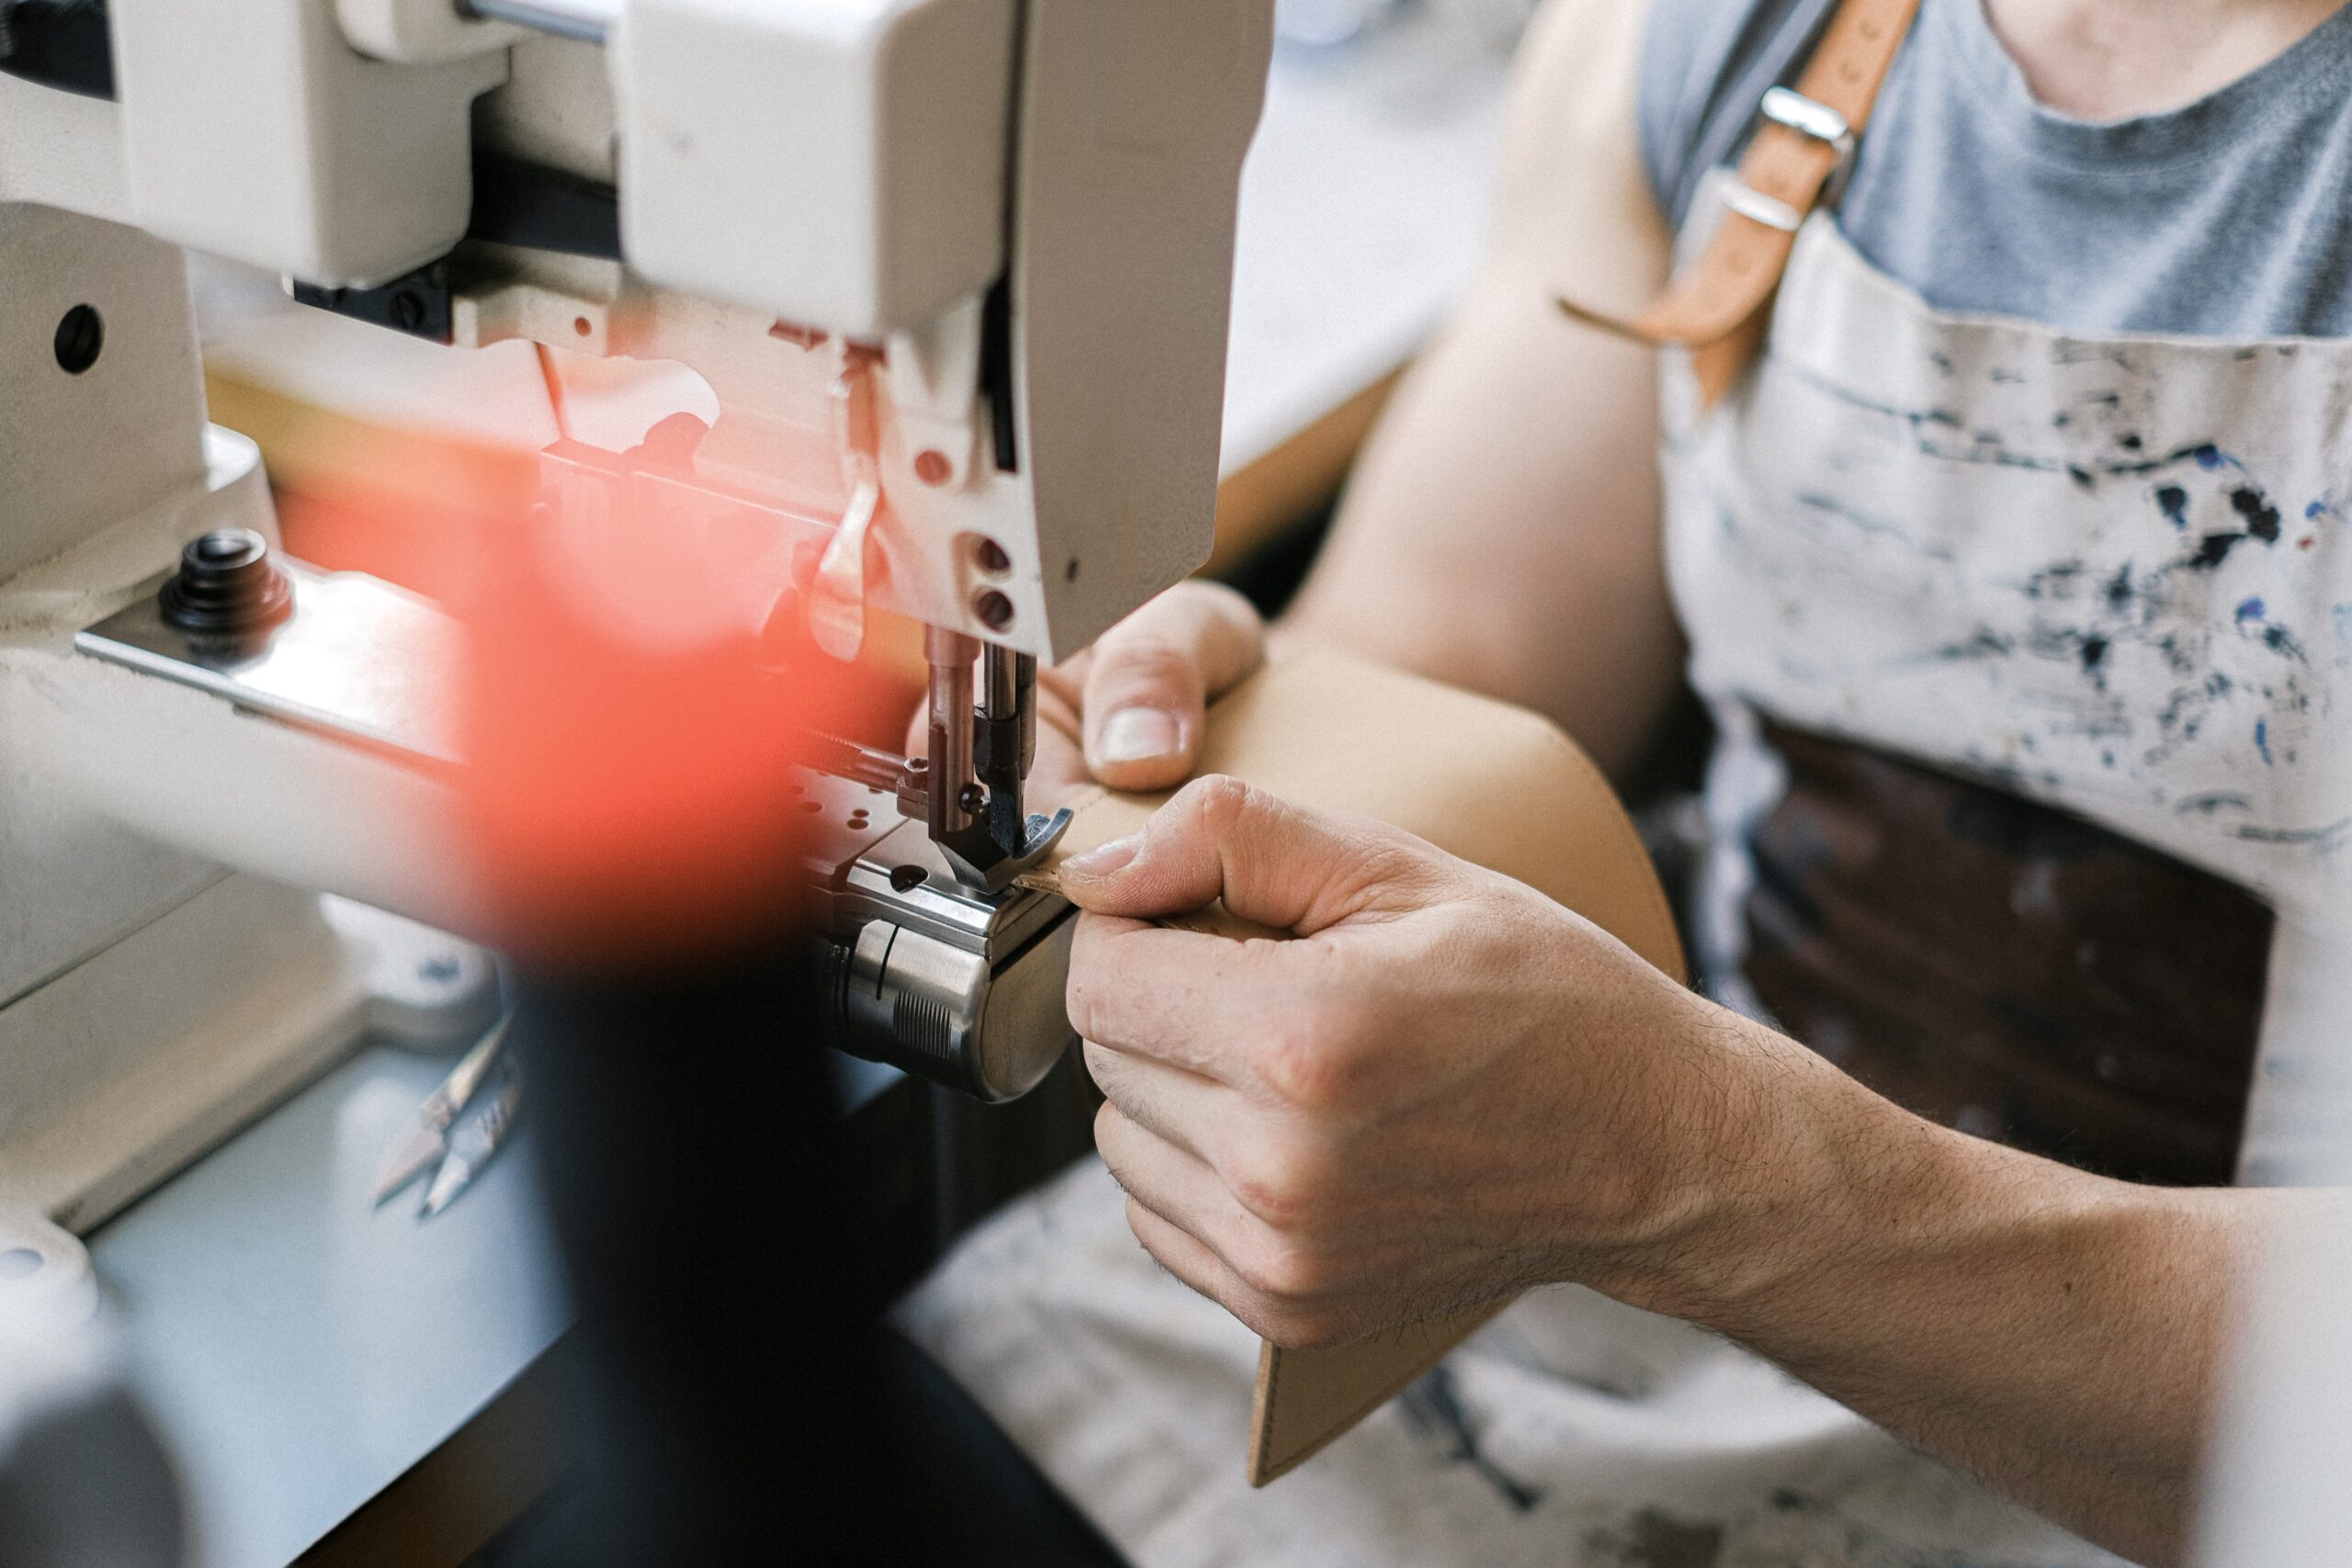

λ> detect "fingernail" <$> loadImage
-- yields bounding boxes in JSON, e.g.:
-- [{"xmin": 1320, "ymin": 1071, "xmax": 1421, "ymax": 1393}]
[
  {"xmin": 1062, "ymin": 832, "xmax": 1142, "ymax": 878},
  {"xmin": 1097, "ymin": 707, "xmax": 1181, "ymax": 765}
]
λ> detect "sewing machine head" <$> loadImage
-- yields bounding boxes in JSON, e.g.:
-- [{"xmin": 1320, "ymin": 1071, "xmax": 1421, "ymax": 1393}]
[
  {"xmin": 67, "ymin": 0, "xmax": 1267, "ymax": 645},
  {"xmin": 262, "ymin": 0, "xmax": 1271, "ymax": 887},
  {"xmin": 0, "ymin": 0, "xmax": 1272, "ymax": 1232},
  {"xmin": 17, "ymin": 0, "xmax": 1268, "ymax": 760}
]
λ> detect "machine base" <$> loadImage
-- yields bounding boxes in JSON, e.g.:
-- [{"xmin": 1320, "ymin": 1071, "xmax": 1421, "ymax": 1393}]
[{"xmin": 0, "ymin": 876, "xmax": 500, "ymax": 1235}]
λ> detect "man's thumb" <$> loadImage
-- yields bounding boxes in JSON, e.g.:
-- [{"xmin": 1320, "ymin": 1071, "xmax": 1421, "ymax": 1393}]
[
  {"xmin": 1055, "ymin": 775, "xmax": 1425, "ymax": 935},
  {"xmin": 1081, "ymin": 582, "xmax": 1263, "ymax": 791}
]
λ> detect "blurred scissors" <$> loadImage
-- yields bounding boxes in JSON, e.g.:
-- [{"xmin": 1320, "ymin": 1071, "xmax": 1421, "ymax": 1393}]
[{"xmin": 372, "ymin": 1015, "xmax": 522, "ymax": 1215}]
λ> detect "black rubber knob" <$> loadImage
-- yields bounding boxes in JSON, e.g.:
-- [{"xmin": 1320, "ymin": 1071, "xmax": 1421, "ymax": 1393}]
[{"xmin": 158, "ymin": 528, "xmax": 292, "ymax": 637}]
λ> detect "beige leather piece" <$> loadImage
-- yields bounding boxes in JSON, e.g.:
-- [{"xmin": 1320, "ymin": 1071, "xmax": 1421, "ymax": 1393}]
[{"xmin": 1022, "ymin": 648, "xmax": 1684, "ymax": 1484}]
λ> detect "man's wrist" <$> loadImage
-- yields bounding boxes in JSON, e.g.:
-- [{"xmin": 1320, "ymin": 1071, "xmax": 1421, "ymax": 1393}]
[
  {"xmin": 1582, "ymin": 995, "xmax": 1962, "ymax": 1330},
  {"xmin": 1569, "ymin": 997, "xmax": 2255, "ymax": 1566},
  {"xmin": 1607, "ymin": 997, "xmax": 2168, "ymax": 1357}
]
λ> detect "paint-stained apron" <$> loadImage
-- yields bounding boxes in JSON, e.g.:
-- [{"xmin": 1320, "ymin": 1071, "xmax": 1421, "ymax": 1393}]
[
  {"xmin": 1678, "ymin": 207, "xmax": 2352, "ymax": 1193},
  {"xmin": 890, "ymin": 203, "xmax": 2352, "ymax": 1566}
]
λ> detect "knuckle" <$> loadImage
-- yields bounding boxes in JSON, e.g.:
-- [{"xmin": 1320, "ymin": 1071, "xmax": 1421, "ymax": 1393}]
[
  {"xmin": 1063, "ymin": 962, "xmax": 1104, "ymax": 1043},
  {"xmin": 1062, "ymin": 918, "xmax": 1124, "ymax": 1040},
  {"xmin": 1080, "ymin": 1041, "xmax": 1122, "ymax": 1097},
  {"xmin": 1402, "ymin": 895, "xmax": 1478, "ymax": 957},
  {"xmin": 1289, "ymin": 1314, "xmax": 1353, "ymax": 1352},
  {"xmin": 1227, "ymin": 1136, "xmax": 1332, "ymax": 1231},
  {"xmin": 1227, "ymin": 1163, "xmax": 1302, "ymax": 1233},
  {"xmin": 1099, "ymin": 1117, "xmax": 1153, "ymax": 1201},
  {"xmin": 1339, "ymin": 824, "xmax": 1448, "ymax": 902},
  {"xmin": 1365, "ymin": 835, "xmax": 1441, "ymax": 891},
  {"xmin": 1231, "ymin": 1233, "xmax": 1334, "ymax": 1304},
  {"xmin": 1251, "ymin": 1302, "xmax": 1350, "ymax": 1352},
  {"xmin": 1189, "ymin": 773, "xmax": 1259, "ymax": 840},
  {"xmin": 1255, "ymin": 1002, "xmax": 1369, "ymax": 1113}
]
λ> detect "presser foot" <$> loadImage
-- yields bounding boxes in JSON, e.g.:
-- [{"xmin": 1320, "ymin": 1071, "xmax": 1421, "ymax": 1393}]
[{"xmin": 934, "ymin": 807, "xmax": 1074, "ymax": 896}]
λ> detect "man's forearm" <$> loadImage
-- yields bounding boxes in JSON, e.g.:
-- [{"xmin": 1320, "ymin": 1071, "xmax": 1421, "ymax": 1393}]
[
  {"xmin": 1620, "ymin": 1006, "xmax": 2285, "ymax": 1567},
  {"xmin": 1276, "ymin": 303, "xmax": 1685, "ymax": 782},
  {"xmin": 1271, "ymin": 0, "xmax": 1680, "ymax": 780}
]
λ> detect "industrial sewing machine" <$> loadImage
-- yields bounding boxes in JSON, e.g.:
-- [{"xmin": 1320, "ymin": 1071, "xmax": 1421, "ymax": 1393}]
[{"xmin": 0, "ymin": 0, "xmax": 1272, "ymax": 1267}]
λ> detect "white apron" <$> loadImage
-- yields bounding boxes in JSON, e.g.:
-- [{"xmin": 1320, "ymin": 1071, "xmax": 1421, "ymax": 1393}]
[
  {"xmin": 887, "ymin": 204, "xmax": 2352, "ymax": 1566},
  {"xmin": 1675, "ymin": 207, "xmax": 2352, "ymax": 1187}
]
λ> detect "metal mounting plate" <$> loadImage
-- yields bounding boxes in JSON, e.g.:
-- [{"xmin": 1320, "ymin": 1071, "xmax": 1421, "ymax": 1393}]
[{"xmin": 75, "ymin": 564, "xmax": 459, "ymax": 765}]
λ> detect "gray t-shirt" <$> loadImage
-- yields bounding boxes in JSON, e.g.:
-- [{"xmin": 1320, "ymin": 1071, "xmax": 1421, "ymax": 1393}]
[{"xmin": 1638, "ymin": 0, "xmax": 2352, "ymax": 336}]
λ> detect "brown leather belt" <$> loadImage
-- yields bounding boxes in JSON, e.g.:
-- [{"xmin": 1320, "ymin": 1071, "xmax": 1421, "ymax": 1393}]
[{"xmin": 1742, "ymin": 723, "xmax": 2271, "ymax": 1187}]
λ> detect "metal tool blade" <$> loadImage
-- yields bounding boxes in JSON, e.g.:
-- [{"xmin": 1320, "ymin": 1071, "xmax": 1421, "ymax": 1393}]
[
  {"xmin": 371, "ymin": 1016, "xmax": 511, "ymax": 1204},
  {"xmin": 421, "ymin": 1068, "xmax": 526, "ymax": 1217}
]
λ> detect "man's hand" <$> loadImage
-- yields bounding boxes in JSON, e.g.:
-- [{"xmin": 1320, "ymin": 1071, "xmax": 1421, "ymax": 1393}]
[
  {"xmin": 1057, "ymin": 775, "xmax": 2300, "ymax": 1568},
  {"xmin": 1056, "ymin": 774, "xmax": 1834, "ymax": 1348},
  {"xmin": 902, "ymin": 581, "xmax": 1265, "ymax": 807}
]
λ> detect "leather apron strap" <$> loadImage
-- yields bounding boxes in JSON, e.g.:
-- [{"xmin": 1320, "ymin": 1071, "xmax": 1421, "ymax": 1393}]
[{"xmin": 1561, "ymin": 0, "xmax": 1923, "ymax": 406}]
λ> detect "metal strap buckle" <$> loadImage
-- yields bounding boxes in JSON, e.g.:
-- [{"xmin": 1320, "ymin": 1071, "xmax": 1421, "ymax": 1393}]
[
  {"xmin": 1761, "ymin": 85, "xmax": 1857, "ymax": 163},
  {"xmin": 1720, "ymin": 181, "xmax": 1804, "ymax": 234},
  {"xmin": 1722, "ymin": 85, "xmax": 1860, "ymax": 233}
]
